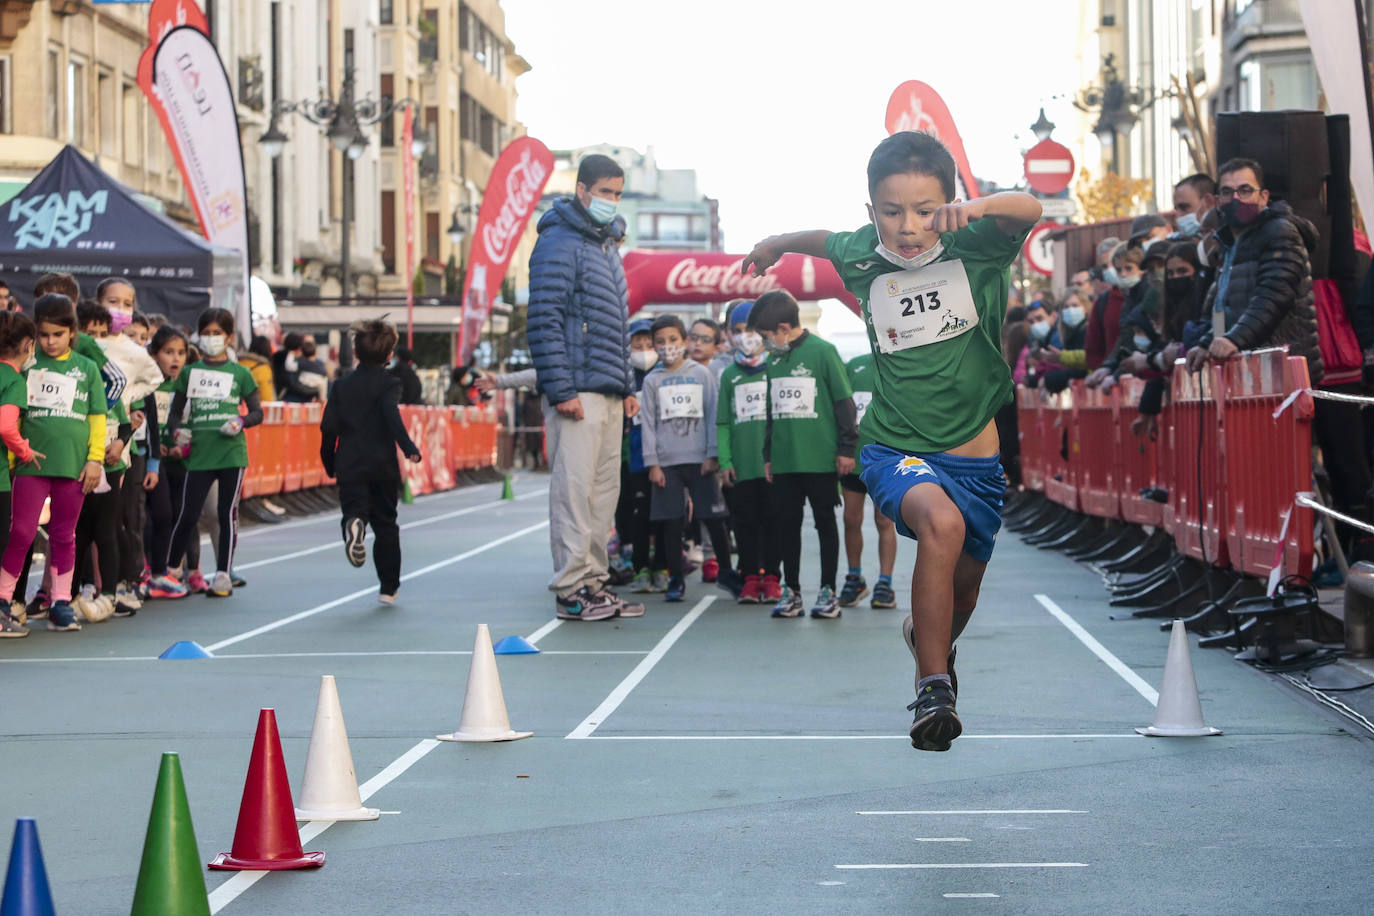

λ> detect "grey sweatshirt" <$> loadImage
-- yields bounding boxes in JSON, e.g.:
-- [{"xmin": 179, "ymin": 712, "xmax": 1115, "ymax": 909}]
[{"xmin": 639, "ymin": 359, "xmax": 718, "ymax": 467}]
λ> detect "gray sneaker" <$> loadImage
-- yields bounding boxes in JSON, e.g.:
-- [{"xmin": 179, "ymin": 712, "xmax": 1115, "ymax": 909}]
[
  {"xmin": 649, "ymin": 570, "xmax": 670, "ymax": 592},
  {"xmin": 555, "ymin": 586, "xmax": 617, "ymax": 621},
  {"xmin": 596, "ymin": 587, "xmax": 645, "ymax": 618},
  {"xmin": 208, "ymin": 571, "xmax": 233, "ymax": 598},
  {"xmin": 0, "ymin": 612, "xmax": 28, "ymax": 638}
]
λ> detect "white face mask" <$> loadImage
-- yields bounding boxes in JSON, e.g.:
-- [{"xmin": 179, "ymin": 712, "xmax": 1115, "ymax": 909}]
[
  {"xmin": 1196, "ymin": 239, "xmax": 1212, "ymax": 268},
  {"xmin": 629, "ymin": 349, "xmax": 657, "ymax": 371},
  {"xmin": 1061, "ymin": 305, "xmax": 1086, "ymax": 327},
  {"xmin": 199, "ymin": 334, "xmax": 227, "ymax": 357},
  {"xmin": 733, "ymin": 332, "xmax": 764, "ymax": 356},
  {"xmin": 1132, "ymin": 333, "xmax": 1152, "ymax": 351},
  {"xmin": 1175, "ymin": 212, "xmax": 1200, "ymax": 236},
  {"xmin": 1030, "ymin": 320, "xmax": 1051, "ymax": 342},
  {"xmin": 875, "ymin": 239, "xmax": 944, "ymax": 271}
]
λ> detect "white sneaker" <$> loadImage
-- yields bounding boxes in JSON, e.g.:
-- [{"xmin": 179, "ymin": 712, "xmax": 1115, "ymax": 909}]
[
  {"xmin": 114, "ymin": 582, "xmax": 142, "ymax": 616},
  {"xmin": 378, "ymin": 593, "xmax": 396, "ymax": 605},
  {"xmin": 208, "ymin": 571, "xmax": 233, "ymax": 598},
  {"xmin": 74, "ymin": 591, "xmax": 114, "ymax": 623}
]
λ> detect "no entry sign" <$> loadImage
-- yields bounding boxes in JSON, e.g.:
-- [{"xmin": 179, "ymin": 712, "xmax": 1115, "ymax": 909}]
[
  {"xmin": 1023, "ymin": 221, "xmax": 1062, "ymax": 276},
  {"xmin": 1023, "ymin": 139, "xmax": 1075, "ymax": 195}
]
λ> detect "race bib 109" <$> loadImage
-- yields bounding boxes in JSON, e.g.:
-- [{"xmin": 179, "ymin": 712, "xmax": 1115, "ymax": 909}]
[
  {"xmin": 770, "ymin": 376, "xmax": 817, "ymax": 419},
  {"xmin": 733, "ymin": 380, "xmax": 767, "ymax": 422},
  {"xmin": 868, "ymin": 259, "xmax": 979, "ymax": 354},
  {"xmin": 188, "ymin": 368, "xmax": 233, "ymax": 401},
  {"xmin": 659, "ymin": 383, "xmax": 703, "ymax": 420},
  {"xmin": 26, "ymin": 369, "xmax": 77, "ymax": 412}
]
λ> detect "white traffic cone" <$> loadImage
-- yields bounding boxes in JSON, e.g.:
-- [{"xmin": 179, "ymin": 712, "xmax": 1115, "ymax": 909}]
[
  {"xmin": 1136, "ymin": 620, "xmax": 1223, "ymax": 737},
  {"xmin": 294, "ymin": 676, "xmax": 381, "ymax": 820},
  {"xmin": 437, "ymin": 624, "xmax": 533, "ymax": 742}
]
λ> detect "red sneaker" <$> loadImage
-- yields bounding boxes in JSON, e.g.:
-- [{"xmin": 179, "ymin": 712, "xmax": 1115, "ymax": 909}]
[
  {"xmin": 738, "ymin": 574, "xmax": 762, "ymax": 604},
  {"xmin": 702, "ymin": 557, "xmax": 719, "ymax": 582},
  {"xmin": 187, "ymin": 571, "xmax": 209, "ymax": 594},
  {"xmin": 761, "ymin": 574, "xmax": 782, "ymax": 603}
]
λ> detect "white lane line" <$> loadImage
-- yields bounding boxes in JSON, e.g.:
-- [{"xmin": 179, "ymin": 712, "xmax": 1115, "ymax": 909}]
[
  {"xmin": 858, "ymin": 809, "xmax": 1086, "ymax": 816},
  {"xmin": 234, "ymin": 481, "xmax": 483, "ymax": 539},
  {"xmin": 566, "ymin": 595, "xmax": 716, "ymax": 739},
  {"xmin": 944, "ymin": 893, "xmax": 1000, "ymax": 898},
  {"xmin": 582, "ymin": 734, "xmax": 1137, "ymax": 741},
  {"xmin": 914, "ymin": 838, "xmax": 971, "ymax": 842},
  {"xmin": 208, "ymin": 739, "xmax": 441, "ymax": 914},
  {"xmin": 204, "ymin": 520, "xmax": 549, "ymax": 652},
  {"xmin": 837, "ymin": 863, "xmax": 1088, "ymax": 870},
  {"xmin": 0, "ymin": 648, "xmax": 645, "ymax": 665},
  {"xmin": 525, "ymin": 618, "xmax": 562, "ymax": 646},
  {"xmin": 235, "ymin": 489, "xmax": 548, "ymax": 571},
  {"xmin": 1035, "ymin": 593, "xmax": 1159, "ymax": 705}
]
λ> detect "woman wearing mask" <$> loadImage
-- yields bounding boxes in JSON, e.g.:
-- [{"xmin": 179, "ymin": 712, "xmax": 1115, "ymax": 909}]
[
  {"xmin": 1086, "ymin": 242, "xmax": 1160, "ymax": 392},
  {"xmin": 1038, "ymin": 291, "xmax": 1093, "ymax": 394}
]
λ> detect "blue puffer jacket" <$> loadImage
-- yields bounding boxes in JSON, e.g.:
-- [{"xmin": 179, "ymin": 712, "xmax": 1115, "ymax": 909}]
[{"xmin": 527, "ymin": 198, "xmax": 633, "ymax": 404}]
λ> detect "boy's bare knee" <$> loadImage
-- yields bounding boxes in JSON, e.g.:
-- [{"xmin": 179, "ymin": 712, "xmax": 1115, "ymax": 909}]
[{"xmin": 914, "ymin": 502, "xmax": 964, "ymax": 546}]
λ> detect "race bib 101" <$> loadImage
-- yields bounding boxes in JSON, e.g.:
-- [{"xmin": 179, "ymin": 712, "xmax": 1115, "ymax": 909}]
[
  {"xmin": 770, "ymin": 376, "xmax": 817, "ymax": 419},
  {"xmin": 733, "ymin": 380, "xmax": 767, "ymax": 422},
  {"xmin": 659, "ymin": 383, "xmax": 703, "ymax": 420},
  {"xmin": 853, "ymin": 390, "xmax": 874, "ymax": 423},
  {"xmin": 26, "ymin": 369, "xmax": 77, "ymax": 412},
  {"xmin": 868, "ymin": 259, "xmax": 978, "ymax": 354},
  {"xmin": 188, "ymin": 368, "xmax": 233, "ymax": 401}
]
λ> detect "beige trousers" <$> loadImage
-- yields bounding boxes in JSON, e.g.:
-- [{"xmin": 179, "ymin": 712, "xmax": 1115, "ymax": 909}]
[{"xmin": 543, "ymin": 392, "xmax": 624, "ymax": 598}]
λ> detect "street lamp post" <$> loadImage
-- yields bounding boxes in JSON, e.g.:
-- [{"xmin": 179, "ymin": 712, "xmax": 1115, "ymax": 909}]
[
  {"xmin": 259, "ymin": 64, "xmax": 423, "ymax": 305},
  {"xmin": 1075, "ymin": 54, "xmax": 1141, "ymax": 176}
]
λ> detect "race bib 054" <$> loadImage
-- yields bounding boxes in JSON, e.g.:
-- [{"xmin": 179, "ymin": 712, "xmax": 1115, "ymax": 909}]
[{"xmin": 188, "ymin": 368, "xmax": 233, "ymax": 401}]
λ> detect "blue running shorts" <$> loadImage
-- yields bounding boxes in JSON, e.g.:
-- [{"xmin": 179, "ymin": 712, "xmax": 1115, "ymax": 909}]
[{"xmin": 858, "ymin": 444, "xmax": 1007, "ymax": 563}]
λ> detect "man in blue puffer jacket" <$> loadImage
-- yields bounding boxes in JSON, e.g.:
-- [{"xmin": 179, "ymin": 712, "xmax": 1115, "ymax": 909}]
[{"xmin": 528, "ymin": 154, "xmax": 643, "ymax": 622}]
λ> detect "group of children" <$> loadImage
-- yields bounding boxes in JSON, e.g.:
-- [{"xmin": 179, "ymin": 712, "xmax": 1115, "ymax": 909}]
[
  {"xmin": 615, "ymin": 291, "xmax": 900, "ymax": 619},
  {"xmin": 0, "ymin": 272, "xmax": 262, "ymax": 637}
]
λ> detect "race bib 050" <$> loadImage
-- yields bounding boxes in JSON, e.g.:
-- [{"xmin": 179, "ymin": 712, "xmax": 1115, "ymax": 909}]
[{"xmin": 770, "ymin": 376, "xmax": 817, "ymax": 419}]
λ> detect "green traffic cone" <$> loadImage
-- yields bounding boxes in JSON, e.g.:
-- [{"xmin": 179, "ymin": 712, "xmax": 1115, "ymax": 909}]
[
  {"xmin": 130, "ymin": 753, "xmax": 210, "ymax": 916},
  {"xmin": 402, "ymin": 477, "xmax": 414, "ymax": 505},
  {"xmin": 501, "ymin": 473, "xmax": 514, "ymax": 500}
]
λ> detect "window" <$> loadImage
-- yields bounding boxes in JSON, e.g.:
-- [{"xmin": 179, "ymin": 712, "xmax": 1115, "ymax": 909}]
[
  {"xmin": 47, "ymin": 49, "xmax": 61, "ymax": 139},
  {"xmin": 461, "ymin": 9, "xmax": 504, "ymax": 80},
  {"xmin": 98, "ymin": 71, "xmax": 116, "ymax": 156},
  {"xmin": 381, "ymin": 190, "xmax": 396, "ymax": 272},
  {"xmin": 657, "ymin": 214, "xmax": 689, "ymax": 241},
  {"xmin": 380, "ymin": 0, "xmax": 393, "ymax": 25},
  {"xmin": 1265, "ymin": 57, "xmax": 1319, "ymax": 110},
  {"xmin": 380, "ymin": 74, "xmax": 394, "ymax": 147},
  {"xmin": 67, "ymin": 58, "xmax": 86, "ymax": 146},
  {"xmin": 419, "ymin": 9, "xmax": 438, "ymax": 63},
  {"xmin": 425, "ymin": 211, "xmax": 439, "ymax": 261},
  {"xmin": 0, "ymin": 57, "xmax": 11, "ymax": 134},
  {"xmin": 121, "ymin": 83, "xmax": 140, "ymax": 165},
  {"xmin": 637, "ymin": 212, "xmax": 655, "ymax": 239}
]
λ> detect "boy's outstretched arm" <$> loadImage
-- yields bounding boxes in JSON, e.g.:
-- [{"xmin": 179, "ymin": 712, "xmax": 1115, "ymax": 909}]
[
  {"xmin": 929, "ymin": 192, "xmax": 1042, "ymax": 235},
  {"xmin": 741, "ymin": 230, "xmax": 831, "ymax": 277}
]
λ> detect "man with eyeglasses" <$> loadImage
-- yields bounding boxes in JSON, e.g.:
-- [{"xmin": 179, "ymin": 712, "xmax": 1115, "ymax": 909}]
[{"xmin": 1184, "ymin": 157, "xmax": 1322, "ymax": 383}]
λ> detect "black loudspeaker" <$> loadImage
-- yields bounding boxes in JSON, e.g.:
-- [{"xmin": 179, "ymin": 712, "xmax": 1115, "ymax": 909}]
[{"xmin": 1215, "ymin": 109, "xmax": 1335, "ymax": 278}]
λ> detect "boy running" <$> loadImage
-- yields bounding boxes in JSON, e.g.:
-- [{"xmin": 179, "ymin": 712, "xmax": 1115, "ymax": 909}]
[
  {"xmin": 839, "ymin": 351, "xmax": 898, "ymax": 610},
  {"xmin": 743, "ymin": 131, "xmax": 1041, "ymax": 750}
]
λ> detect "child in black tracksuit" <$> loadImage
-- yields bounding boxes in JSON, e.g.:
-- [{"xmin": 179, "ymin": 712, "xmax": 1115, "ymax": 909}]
[{"xmin": 319, "ymin": 318, "xmax": 421, "ymax": 603}]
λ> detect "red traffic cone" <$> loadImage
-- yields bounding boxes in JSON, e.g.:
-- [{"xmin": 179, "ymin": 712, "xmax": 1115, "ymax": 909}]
[{"xmin": 208, "ymin": 709, "xmax": 325, "ymax": 871}]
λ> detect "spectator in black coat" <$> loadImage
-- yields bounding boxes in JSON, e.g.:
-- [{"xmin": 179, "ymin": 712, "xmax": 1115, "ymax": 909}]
[
  {"xmin": 320, "ymin": 319, "xmax": 421, "ymax": 603},
  {"xmin": 389, "ymin": 345, "xmax": 424, "ymax": 404}
]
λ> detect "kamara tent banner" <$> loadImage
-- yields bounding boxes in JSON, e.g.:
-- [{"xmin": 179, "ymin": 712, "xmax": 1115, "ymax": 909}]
[
  {"xmin": 457, "ymin": 137, "xmax": 554, "ymax": 366},
  {"xmin": 150, "ymin": 24, "xmax": 252, "ymax": 340},
  {"xmin": 885, "ymin": 81, "xmax": 982, "ymax": 201},
  {"xmin": 0, "ymin": 145, "xmax": 240, "ymax": 326}
]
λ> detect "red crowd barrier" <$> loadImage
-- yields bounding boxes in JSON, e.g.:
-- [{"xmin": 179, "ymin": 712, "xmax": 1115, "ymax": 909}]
[{"xmin": 1016, "ymin": 348, "xmax": 1315, "ymax": 582}]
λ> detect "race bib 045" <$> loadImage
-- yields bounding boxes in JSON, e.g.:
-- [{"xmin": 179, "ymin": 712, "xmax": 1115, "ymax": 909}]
[
  {"xmin": 733, "ymin": 380, "xmax": 767, "ymax": 422},
  {"xmin": 659, "ymin": 383, "xmax": 703, "ymax": 420},
  {"xmin": 188, "ymin": 368, "xmax": 233, "ymax": 401},
  {"xmin": 869, "ymin": 259, "xmax": 978, "ymax": 354},
  {"xmin": 770, "ymin": 376, "xmax": 817, "ymax": 419},
  {"xmin": 27, "ymin": 369, "xmax": 77, "ymax": 412}
]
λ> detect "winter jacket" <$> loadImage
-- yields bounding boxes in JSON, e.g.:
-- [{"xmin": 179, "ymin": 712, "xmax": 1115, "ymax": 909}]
[
  {"xmin": 237, "ymin": 352, "xmax": 276, "ymax": 402},
  {"xmin": 1202, "ymin": 201, "xmax": 1323, "ymax": 382},
  {"xmin": 1085, "ymin": 287, "xmax": 1126, "ymax": 370},
  {"xmin": 527, "ymin": 197, "xmax": 634, "ymax": 405}
]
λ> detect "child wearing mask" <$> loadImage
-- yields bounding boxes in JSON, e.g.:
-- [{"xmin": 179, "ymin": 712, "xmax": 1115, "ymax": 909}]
[
  {"xmin": 640, "ymin": 315, "xmax": 731, "ymax": 603},
  {"xmin": 716, "ymin": 300, "xmax": 780, "ymax": 604},
  {"xmin": 621, "ymin": 319, "xmax": 670, "ymax": 593},
  {"xmin": 0, "ymin": 294, "xmax": 108, "ymax": 632},
  {"xmin": 144, "ymin": 326, "xmax": 191, "ymax": 599},
  {"xmin": 0, "ymin": 311, "xmax": 37, "ymax": 636},
  {"xmin": 161, "ymin": 308, "xmax": 263, "ymax": 598}
]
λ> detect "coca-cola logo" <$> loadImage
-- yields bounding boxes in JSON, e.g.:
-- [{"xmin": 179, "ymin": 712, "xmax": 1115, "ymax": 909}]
[
  {"xmin": 665, "ymin": 258, "xmax": 781, "ymax": 297},
  {"xmin": 482, "ymin": 148, "xmax": 549, "ymax": 265}
]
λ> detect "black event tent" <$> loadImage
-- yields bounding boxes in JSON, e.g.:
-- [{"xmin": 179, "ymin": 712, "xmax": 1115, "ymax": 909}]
[{"xmin": 0, "ymin": 145, "xmax": 240, "ymax": 329}]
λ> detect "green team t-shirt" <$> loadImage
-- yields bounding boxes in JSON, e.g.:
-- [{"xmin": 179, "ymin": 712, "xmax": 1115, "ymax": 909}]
[
  {"xmin": 104, "ymin": 398, "xmax": 130, "ymax": 474},
  {"xmin": 172, "ymin": 360, "xmax": 256, "ymax": 471},
  {"xmin": 764, "ymin": 331, "xmax": 851, "ymax": 475},
  {"xmin": 826, "ymin": 218, "xmax": 1027, "ymax": 456},
  {"xmin": 716, "ymin": 363, "xmax": 769, "ymax": 483},
  {"xmin": 17, "ymin": 350, "xmax": 107, "ymax": 480},
  {"xmin": 0, "ymin": 362, "xmax": 26, "ymax": 492}
]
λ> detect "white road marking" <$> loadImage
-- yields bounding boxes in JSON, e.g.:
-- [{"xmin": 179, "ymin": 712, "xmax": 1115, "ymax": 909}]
[
  {"xmin": 837, "ymin": 863, "xmax": 1088, "ymax": 870},
  {"xmin": 204, "ymin": 521, "xmax": 549, "ymax": 651},
  {"xmin": 208, "ymin": 739, "xmax": 441, "ymax": 914},
  {"xmin": 581, "ymin": 734, "xmax": 1137, "ymax": 741},
  {"xmin": 0, "ymin": 647, "xmax": 645, "ymax": 665},
  {"xmin": 858, "ymin": 810, "xmax": 1087, "ymax": 816},
  {"xmin": 525, "ymin": 618, "xmax": 562, "ymax": 646},
  {"xmin": 1035, "ymin": 593, "xmax": 1159, "ymax": 705},
  {"xmin": 944, "ymin": 893, "xmax": 1001, "ymax": 898},
  {"xmin": 914, "ymin": 838, "xmax": 971, "ymax": 842},
  {"xmin": 566, "ymin": 596, "xmax": 716, "ymax": 739}
]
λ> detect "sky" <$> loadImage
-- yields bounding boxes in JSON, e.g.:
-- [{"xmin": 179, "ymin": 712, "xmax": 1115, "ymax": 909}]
[{"xmin": 503, "ymin": 0, "xmax": 1082, "ymax": 350}]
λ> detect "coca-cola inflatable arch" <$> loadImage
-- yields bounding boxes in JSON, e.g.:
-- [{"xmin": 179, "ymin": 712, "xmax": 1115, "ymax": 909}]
[{"xmin": 622, "ymin": 251, "xmax": 860, "ymax": 316}]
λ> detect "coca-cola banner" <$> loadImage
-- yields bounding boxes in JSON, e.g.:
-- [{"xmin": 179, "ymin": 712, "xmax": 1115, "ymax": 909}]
[
  {"xmin": 457, "ymin": 136, "xmax": 554, "ymax": 365},
  {"xmin": 622, "ymin": 251, "xmax": 859, "ymax": 316},
  {"xmin": 885, "ymin": 81, "xmax": 981, "ymax": 201}
]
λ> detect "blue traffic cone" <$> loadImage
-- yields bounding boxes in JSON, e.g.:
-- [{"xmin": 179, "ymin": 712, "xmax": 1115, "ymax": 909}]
[
  {"xmin": 158, "ymin": 641, "xmax": 213, "ymax": 659},
  {"xmin": 1, "ymin": 818, "xmax": 55, "ymax": 916},
  {"xmin": 492, "ymin": 635, "xmax": 539, "ymax": 655}
]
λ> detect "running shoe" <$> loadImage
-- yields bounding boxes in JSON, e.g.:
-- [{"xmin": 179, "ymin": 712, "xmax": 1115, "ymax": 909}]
[
  {"xmin": 596, "ymin": 587, "xmax": 644, "ymax": 618},
  {"xmin": 838, "ymin": 574, "xmax": 868, "ymax": 607},
  {"xmin": 901, "ymin": 615, "xmax": 958, "ymax": 698},
  {"xmin": 46, "ymin": 602, "xmax": 82, "ymax": 632},
  {"xmin": 761, "ymin": 574, "xmax": 782, "ymax": 604},
  {"xmin": 702, "ymin": 557, "xmax": 719, "ymax": 583},
  {"xmin": 810, "ymin": 585, "xmax": 841, "ymax": 619},
  {"xmin": 907, "ymin": 681, "xmax": 961, "ymax": 751},
  {"xmin": 208, "ymin": 571, "xmax": 233, "ymax": 598},
  {"xmin": 10, "ymin": 599, "xmax": 27, "ymax": 625},
  {"xmin": 0, "ymin": 611, "xmax": 27, "ymax": 638},
  {"xmin": 716, "ymin": 567, "xmax": 745, "ymax": 599},
  {"xmin": 114, "ymin": 582, "xmax": 142, "ymax": 617},
  {"xmin": 650, "ymin": 570, "xmax": 670, "ymax": 592},
  {"xmin": 231, "ymin": 573, "xmax": 247, "ymax": 588},
  {"xmin": 25, "ymin": 591, "xmax": 50, "ymax": 621},
  {"xmin": 664, "ymin": 575, "xmax": 686, "ymax": 602},
  {"xmin": 343, "ymin": 517, "xmax": 367, "ymax": 567},
  {"xmin": 871, "ymin": 580, "xmax": 898, "ymax": 609},
  {"xmin": 737, "ymin": 574, "xmax": 762, "ymax": 604},
  {"xmin": 74, "ymin": 586, "xmax": 114, "ymax": 623},
  {"xmin": 771, "ymin": 586, "xmax": 804, "ymax": 618},
  {"xmin": 147, "ymin": 575, "xmax": 188, "ymax": 600},
  {"xmin": 555, "ymin": 586, "xmax": 617, "ymax": 622},
  {"xmin": 187, "ymin": 571, "xmax": 209, "ymax": 594},
  {"xmin": 378, "ymin": 593, "xmax": 397, "ymax": 606},
  {"xmin": 630, "ymin": 570, "xmax": 655, "ymax": 593},
  {"xmin": 606, "ymin": 564, "xmax": 635, "ymax": 587},
  {"xmin": 686, "ymin": 542, "xmax": 704, "ymax": 568}
]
